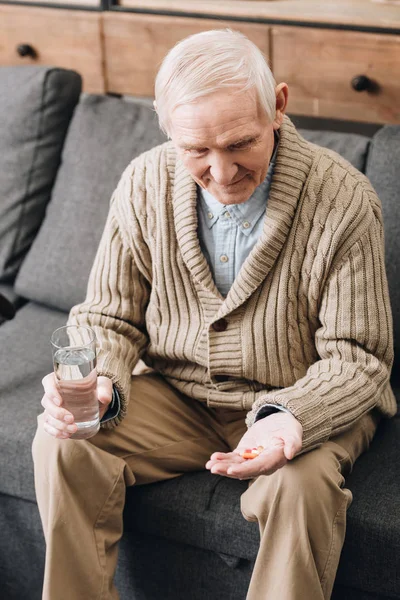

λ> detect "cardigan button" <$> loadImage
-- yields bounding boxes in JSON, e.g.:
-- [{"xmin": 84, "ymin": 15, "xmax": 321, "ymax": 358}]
[{"xmin": 212, "ymin": 318, "xmax": 228, "ymax": 332}]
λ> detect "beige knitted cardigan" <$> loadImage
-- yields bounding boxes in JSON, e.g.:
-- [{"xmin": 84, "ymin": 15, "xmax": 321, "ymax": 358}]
[{"xmin": 68, "ymin": 116, "xmax": 396, "ymax": 451}]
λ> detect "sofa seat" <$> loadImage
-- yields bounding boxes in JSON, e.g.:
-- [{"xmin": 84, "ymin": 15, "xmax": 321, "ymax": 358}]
[
  {"xmin": 0, "ymin": 301, "xmax": 67, "ymax": 501},
  {"xmin": 126, "ymin": 473, "xmax": 257, "ymax": 561},
  {"xmin": 1, "ymin": 299, "xmax": 399, "ymax": 599},
  {"xmin": 127, "ymin": 415, "xmax": 400, "ymax": 600},
  {"xmin": 334, "ymin": 416, "xmax": 400, "ymax": 598}
]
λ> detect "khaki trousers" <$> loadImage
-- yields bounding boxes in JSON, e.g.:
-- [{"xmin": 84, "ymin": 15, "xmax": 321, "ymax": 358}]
[{"xmin": 32, "ymin": 373, "xmax": 379, "ymax": 600}]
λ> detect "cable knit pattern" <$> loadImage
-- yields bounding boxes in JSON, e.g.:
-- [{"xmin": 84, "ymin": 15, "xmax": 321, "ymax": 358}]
[{"xmin": 68, "ymin": 116, "xmax": 396, "ymax": 451}]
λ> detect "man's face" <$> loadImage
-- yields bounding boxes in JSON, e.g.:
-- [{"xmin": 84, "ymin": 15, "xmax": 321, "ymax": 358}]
[{"xmin": 169, "ymin": 89, "xmax": 276, "ymax": 205}]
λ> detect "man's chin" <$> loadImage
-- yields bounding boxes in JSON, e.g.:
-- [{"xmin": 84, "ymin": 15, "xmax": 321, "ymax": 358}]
[
  {"xmin": 209, "ymin": 183, "xmax": 256, "ymax": 205},
  {"xmin": 212, "ymin": 190, "xmax": 254, "ymax": 205}
]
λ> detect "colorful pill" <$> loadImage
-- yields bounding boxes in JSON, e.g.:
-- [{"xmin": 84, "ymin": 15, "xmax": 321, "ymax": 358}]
[{"xmin": 241, "ymin": 446, "xmax": 264, "ymax": 459}]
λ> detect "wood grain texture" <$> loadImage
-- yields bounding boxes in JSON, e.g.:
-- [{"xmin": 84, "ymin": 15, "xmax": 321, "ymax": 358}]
[
  {"xmin": 272, "ymin": 26, "xmax": 400, "ymax": 124},
  {"xmin": 103, "ymin": 12, "xmax": 271, "ymax": 96},
  {"xmin": 0, "ymin": 5, "xmax": 105, "ymax": 93},
  {"xmin": 8, "ymin": 0, "xmax": 100, "ymax": 6},
  {"xmin": 119, "ymin": 0, "xmax": 400, "ymax": 30},
  {"xmin": 2, "ymin": 1, "xmax": 399, "ymax": 123}
]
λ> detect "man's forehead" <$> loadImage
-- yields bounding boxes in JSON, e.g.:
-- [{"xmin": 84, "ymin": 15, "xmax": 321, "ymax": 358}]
[
  {"xmin": 170, "ymin": 89, "xmax": 264, "ymax": 145},
  {"xmin": 172, "ymin": 113, "xmax": 263, "ymax": 149}
]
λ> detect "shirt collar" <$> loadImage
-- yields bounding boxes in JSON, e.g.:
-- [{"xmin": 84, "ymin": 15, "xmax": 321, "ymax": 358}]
[{"xmin": 198, "ymin": 132, "xmax": 279, "ymax": 235}]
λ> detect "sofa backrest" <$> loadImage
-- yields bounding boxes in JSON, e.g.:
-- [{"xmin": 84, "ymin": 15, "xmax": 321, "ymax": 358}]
[
  {"xmin": 0, "ymin": 66, "xmax": 81, "ymax": 285},
  {"xmin": 13, "ymin": 87, "xmax": 398, "ymax": 377},
  {"xmin": 365, "ymin": 126, "xmax": 400, "ymax": 378},
  {"xmin": 14, "ymin": 103, "xmax": 372, "ymax": 314},
  {"xmin": 299, "ymin": 129, "xmax": 371, "ymax": 173},
  {"xmin": 15, "ymin": 94, "xmax": 167, "ymax": 312}
]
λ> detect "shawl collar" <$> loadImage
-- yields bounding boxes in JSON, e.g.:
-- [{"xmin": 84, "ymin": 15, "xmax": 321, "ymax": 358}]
[
  {"xmin": 171, "ymin": 146, "xmax": 223, "ymax": 300},
  {"xmin": 171, "ymin": 116, "xmax": 314, "ymax": 315}
]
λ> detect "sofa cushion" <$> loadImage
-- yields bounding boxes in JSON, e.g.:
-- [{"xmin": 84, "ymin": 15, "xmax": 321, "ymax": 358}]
[
  {"xmin": 129, "ymin": 412, "xmax": 400, "ymax": 599},
  {"xmin": 0, "ymin": 284, "xmax": 26, "ymax": 326},
  {"xmin": 116, "ymin": 531, "xmax": 254, "ymax": 600},
  {"xmin": 299, "ymin": 129, "xmax": 370, "ymax": 172},
  {"xmin": 365, "ymin": 126, "xmax": 400, "ymax": 378},
  {"xmin": 0, "ymin": 302, "xmax": 67, "ymax": 501},
  {"xmin": 335, "ymin": 416, "xmax": 400, "ymax": 599},
  {"xmin": 15, "ymin": 95, "xmax": 167, "ymax": 313},
  {"xmin": 0, "ymin": 284, "xmax": 24, "ymax": 309},
  {"xmin": 15, "ymin": 109, "xmax": 371, "ymax": 314},
  {"xmin": 0, "ymin": 291, "xmax": 16, "ymax": 323},
  {"xmin": 1, "ymin": 304, "xmax": 398, "ymax": 598},
  {"xmin": 0, "ymin": 66, "xmax": 81, "ymax": 285},
  {"xmin": 126, "ymin": 472, "xmax": 257, "ymax": 561}
]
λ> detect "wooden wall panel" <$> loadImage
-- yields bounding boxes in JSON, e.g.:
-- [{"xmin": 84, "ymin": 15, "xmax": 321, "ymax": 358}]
[
  {"xmin": 272, "ymin": 26, "xmax": 400, "ymax": 124},
  {"xmin": 0, "ymin": 5, "xmax": 105, "ymax": 93},
  {"xmin": 104, "ymin": 13, "xmax": 271, "ymax": 96},
  {"xmin": 8, "ymin": 0, "xmax": 100, "ymax": 6},
  {"xmin": 119, "ymin": 0, "xmax": 400, "ymax": 30}
]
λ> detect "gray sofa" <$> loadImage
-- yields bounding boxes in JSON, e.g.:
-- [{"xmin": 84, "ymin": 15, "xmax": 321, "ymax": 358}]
[{"xmin": 0, "ymin": 66, "xmax": 399, "ymax": 600}]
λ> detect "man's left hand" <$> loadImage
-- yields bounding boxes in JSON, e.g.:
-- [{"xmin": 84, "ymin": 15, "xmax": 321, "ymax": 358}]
[{"xmin": 205, "ymin": 411, "xmax": 303, "ymax": 480}]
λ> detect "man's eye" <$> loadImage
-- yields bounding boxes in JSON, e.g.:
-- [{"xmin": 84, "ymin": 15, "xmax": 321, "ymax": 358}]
[
  {"xmin": 185, "ymin": 148, "xmax": 206, "ymax": 156},
  {"xmin": 231, "ymin": 142, "xmax": 251, "ymax": 150}
]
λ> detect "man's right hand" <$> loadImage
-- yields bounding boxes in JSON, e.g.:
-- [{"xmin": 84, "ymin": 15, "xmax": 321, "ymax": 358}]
[{"xmin": 41, "ymin": 373, "xmax": 113, "ymax": 439}]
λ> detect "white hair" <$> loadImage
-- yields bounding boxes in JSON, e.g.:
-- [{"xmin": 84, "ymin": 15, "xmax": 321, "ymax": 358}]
[{"xmin": 154, "ymin": 29, "xmax": 277, "ymax": 136}]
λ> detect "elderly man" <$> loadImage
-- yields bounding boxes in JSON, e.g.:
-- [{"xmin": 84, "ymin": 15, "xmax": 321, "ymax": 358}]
[{"xmin": 33, "ymin": 29, "xmax": 395, "ymax": 600}]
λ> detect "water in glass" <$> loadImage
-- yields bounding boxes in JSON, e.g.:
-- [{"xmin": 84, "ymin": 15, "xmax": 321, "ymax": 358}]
[{"xmin": 54, "ymin": 347, "xmax": 99, "ymax": 439}]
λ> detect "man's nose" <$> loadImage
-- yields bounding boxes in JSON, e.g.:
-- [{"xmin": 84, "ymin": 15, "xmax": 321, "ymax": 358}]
[{"xmin": 209, "ymin": 153, "xmax": 239, "ymax": 185}]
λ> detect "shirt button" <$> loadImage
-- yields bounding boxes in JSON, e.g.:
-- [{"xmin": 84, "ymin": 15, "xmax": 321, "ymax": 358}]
[
  {"xmin": 224, "ymin": 212, "xmax": 231, "ymax": 219},
  {"xmin": 220, "ymin": 254, "xmax": 229, "ymax": 263},
  {"xmin": 207, "ymin": 211, "xmax": 213, "ymax": 220},
  {"xmin": 243, "ymin": 221, "xmax": 251, "ymax": 229},
  {"xmin": 212, "ymin": 318, "xmax": 228, "ymax": 332}
]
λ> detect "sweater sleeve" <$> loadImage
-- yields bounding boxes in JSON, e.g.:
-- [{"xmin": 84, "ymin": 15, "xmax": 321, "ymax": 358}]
[
  {"xmin": 67, "ymin": 165, "xmax": 151, "ymax": 428},
  {"xmin": 246, "ymin": 211, "xmax": 394, "ymax": 452}
]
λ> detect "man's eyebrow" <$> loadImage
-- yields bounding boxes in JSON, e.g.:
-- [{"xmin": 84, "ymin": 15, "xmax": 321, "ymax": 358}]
[
  {"xmin": 180, "ymin": 135, "xmax": 260, "ymax": 150},
  {"xmin": 180, "ymin": 142, "xmax": 208, "ymax": 150},
  {"xmin": 228, "ymin": 135, "xmax": 260, "ymax": 146}
]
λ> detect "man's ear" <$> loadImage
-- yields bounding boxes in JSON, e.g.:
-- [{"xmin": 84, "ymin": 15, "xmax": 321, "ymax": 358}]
[{"xmin": 273, "ymin": 83, "xmax": 289, "ymax": 130}]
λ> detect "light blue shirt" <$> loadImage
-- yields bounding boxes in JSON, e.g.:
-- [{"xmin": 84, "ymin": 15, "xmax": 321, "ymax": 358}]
[{"xmin": 197, "ymin": 143, "xmax": 278, "ymax": 297}]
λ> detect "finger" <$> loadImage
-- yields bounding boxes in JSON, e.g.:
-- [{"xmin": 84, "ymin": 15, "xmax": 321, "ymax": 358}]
[
  {"xmin": 206, "ymin": 453, "xmax": 243, "ymax": 466},
  {"xmin": 97, "ymin": 376, "xmax": 113, "ymax": 406},
  {"xmin": 43, "ymin": 420, "xmax": 71, "ymax": 440},
  {"xmin": 282, "ymin": 435, "xmax": 302, "ymax": 460},
  {"xmin": 45, "ymin": 413, "xmax": 77, "ymax": 436},
  {"xmin": 227, "ymin": 446, "xmax": 287, "ymax": 479},
  {"xmin": 41, "ymin": 394, "xmax": 74, "ymax": 423},
  {"xmin": 209, "ymin": 451, "xmax": 238, "ymax": 461},
  {"xmin": 206, "ymin": 455, "xmax": 244, "ymax": 470},
  {"xmin": 206, "ymin": 450, "xmax": 243, "ymax": 470},
  {"xmin": 41, "ymin": 373, "xmax": 63, "ymax": 406},
  {"xmin": 208, "ymin": 462, "xmax": 246, "ymax": 478}
]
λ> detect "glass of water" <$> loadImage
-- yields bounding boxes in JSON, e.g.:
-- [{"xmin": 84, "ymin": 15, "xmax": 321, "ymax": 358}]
[{"xmin": 51, "ymin": 325, "xmax": 99, "ymax": 440}]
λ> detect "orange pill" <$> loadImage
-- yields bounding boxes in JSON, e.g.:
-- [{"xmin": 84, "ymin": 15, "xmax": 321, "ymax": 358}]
[
  {"xmin": 242, "ymin": 452, "xmax": 258, "ymax": 459},
  {"xmin": 241, "ymin": 446, "xmax": 264, "ymax": 460}
]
